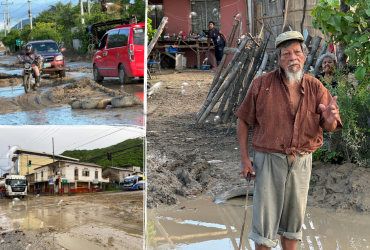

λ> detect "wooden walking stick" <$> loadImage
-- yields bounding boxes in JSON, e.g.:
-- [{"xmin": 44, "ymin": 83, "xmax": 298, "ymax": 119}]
[{"xmin": 239, "ymin": 171, "xmax": 252, "ymax": 250}]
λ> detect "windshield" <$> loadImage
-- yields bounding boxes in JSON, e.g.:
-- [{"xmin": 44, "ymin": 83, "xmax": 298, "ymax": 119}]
[
  {"xmin": 32, "ymin": 43, "xmax": 59, "ymax": 53},
  {"xmin": 8, "ymin": 180, "xmax": 27, "ymax": 186},
  {"xmin": 133, "ymin": 28, "xmax": 144, "ymax": 45}
]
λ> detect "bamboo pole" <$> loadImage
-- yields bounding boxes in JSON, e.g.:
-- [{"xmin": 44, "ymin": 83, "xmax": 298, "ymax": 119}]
[
  {"xmin": 216, "ymin": 51, "xmax": 249, "ymax": 121},
  {"xmin": 257, "ymin": 52, "xmax": 268, "ymax": 76},
  {"xmin": 147, "ymin": 17, "xmax": 168, "ymax": 56},
  {"xmin": 304, "ymin": 34, "xmax": 312, "ymax": 48},
  {"xmin": 222, "ymin": 44, "xmax": 256, "ymax": 124},
  {"xmin": 196, "ymin": 37, "xmax": 249, "ymax": 122},
  {"xmin": 303, "ymin": 36, "xmax": 322, "ymax": 73},
  {"xmin": 226, "ymin": 41, "xmax": 266, "ymax": 133},
  {"xmin": 313, "ymin": 41, "xmax": 327, "ymax": 76},
  {"xmin": 198, "ymin": 60, "xmax": 244, "ymax": 123},
  {"xmin": 207, "ymin": 19, "xmax": 240, "ymax": 94}
]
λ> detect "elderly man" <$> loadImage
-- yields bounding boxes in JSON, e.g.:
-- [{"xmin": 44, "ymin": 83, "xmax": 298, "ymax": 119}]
[{"xmin": 236, "ymin": 31, "xmax": 342, "ymax": 250}]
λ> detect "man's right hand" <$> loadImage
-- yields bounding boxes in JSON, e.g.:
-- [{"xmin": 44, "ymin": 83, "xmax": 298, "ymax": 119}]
[{"xmin": 241, "ymin": 158, "xmax": 255, "ymax": 180}]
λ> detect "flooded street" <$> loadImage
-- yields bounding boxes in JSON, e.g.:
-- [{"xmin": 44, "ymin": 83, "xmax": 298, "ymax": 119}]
[
  {"xmin": 148, "ymin": 196, "xmax": 370, "ymax": 250},
  {"xmin": 0, "ymin": 55, "xmax": 144, "ymax": 125},
  {"xmin": 0, "ymin": 192, "xmax": 144, "ymax": 250}
]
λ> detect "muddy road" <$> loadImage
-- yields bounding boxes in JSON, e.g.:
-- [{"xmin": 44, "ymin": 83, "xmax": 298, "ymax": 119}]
[
  {"xmin": 0, "ymin": 191, "xmax": 144, "ymax": 250},
  {"xmin": 0, "ymin": 55, "xmax": 144, "ymax": 125},
  {"xmin": 148, "ymin": 196, "xmax": 370, "ymax": 249}
]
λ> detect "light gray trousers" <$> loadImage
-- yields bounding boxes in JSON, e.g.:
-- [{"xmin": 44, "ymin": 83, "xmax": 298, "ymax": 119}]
[{"xmin": 248, "ymin": 150, "xmax": 312, "ymax": 248}]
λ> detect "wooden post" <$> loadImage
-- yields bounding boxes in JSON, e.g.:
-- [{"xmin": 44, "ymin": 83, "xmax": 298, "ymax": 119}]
[
  {"xmin": 147, "ymin": 17, "xmax": 168, "ymax": 56},
  {"xmin": 304, "ymin": 34, "xmax": 312, "ymax": 48},
  {"xmin": 222, "ymin": 44, "xmax": 256, "ymax": 123},
  {"xmin": 196, "ymin": 37, "xmax": 248, "ymax": 122},
  {"xmin": 281, "ymin": 0, "xmax": 290, "ymax": 33},
  {"xmin": 207, "ymin": 19, "xmax": 240, "ymax": 93},
  {"xmin": 197, "ymin": 45, "xmax": 200, "ymax": 69},
  {"xmin": 303, "ymin": 36, "xmax": 322, "ymax": 73},
  {"xmin": 313, "ymin": 41, "xmax": 327, "ymax": 76}
]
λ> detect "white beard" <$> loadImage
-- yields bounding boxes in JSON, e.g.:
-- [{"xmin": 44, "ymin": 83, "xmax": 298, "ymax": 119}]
[{"xmin": 284, "ymin": 63, "xmax": 303, "ymax": 84}]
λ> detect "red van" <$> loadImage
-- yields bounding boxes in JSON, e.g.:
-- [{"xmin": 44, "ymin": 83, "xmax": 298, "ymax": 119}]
[{"xmin": 93, "ymin": 23, "xmax": 145, "ymax": 84}]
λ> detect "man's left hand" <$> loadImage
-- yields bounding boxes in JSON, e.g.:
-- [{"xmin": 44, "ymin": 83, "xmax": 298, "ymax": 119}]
[{"xmin": 319, "ymin": 96, "xmax": 339, "ymax": 124}]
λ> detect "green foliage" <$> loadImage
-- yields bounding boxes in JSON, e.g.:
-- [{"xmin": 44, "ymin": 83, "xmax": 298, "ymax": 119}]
[
  {"xmin": 320, "ymin": 70, "xmax": 370, "ymax": 165},
  {"xmin": 30, "ymin": 22, "xmax": 63, "ymax": 42},
  {"xmin": 61, "ymin": 138, "xmax": 144, "ymax": 170},
  {"xmin": 2, "ymin": 30, "xmax": 20, "ymax": 47},
  {"xmin": 313, "ymin": 147, "xmax": 344, "ymax": 164},
  {"xmin": 310, "ymin": 0, "xmax": 370, "ymax": 82},
  {"xmin": 147, "ymin": 16, "xmax": 157, "ymax": 41}
]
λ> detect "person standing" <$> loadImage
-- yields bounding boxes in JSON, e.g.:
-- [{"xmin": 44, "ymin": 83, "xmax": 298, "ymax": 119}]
[
  {"xmin": 236, "ymin": 31, "xmax": 342, "ymax": 249},
  {"xmin": 207, "ymin": 21, "xmax": 227, "ymax": 69},
  {"xmin": 0, "ymin": 187, "xmax": 3, "ymax": 199}
]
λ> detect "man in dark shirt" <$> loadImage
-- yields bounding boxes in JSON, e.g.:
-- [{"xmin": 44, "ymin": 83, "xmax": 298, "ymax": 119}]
[
  {"xmin": 207, "ymin": 21, "xmax": 227, "ymax": 69},
  {"xmin": 236, "ymin": 31, "xmax": 342, "ymax": 250}
]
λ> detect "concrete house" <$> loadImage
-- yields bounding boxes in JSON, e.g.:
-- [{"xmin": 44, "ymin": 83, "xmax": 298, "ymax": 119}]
[
  {"xmin": 34, "ymin": 160, "xmax": 109, "ymax": 194},
  {"xmin": 102, "ymin": 166, "xmax": 141, "ymax": 188}
]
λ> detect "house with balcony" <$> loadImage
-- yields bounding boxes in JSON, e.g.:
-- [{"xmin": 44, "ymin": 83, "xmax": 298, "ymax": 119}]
[{"xmin": 34, "ymin": 160, "xmax": 109, "ymax": 194}]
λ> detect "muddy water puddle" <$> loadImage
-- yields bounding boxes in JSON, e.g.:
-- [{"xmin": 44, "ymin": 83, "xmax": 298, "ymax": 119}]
[
  {"xmin": 0, "ymin": 196, "xmax": 143, "ymax": 249},
  {"xmin": 0, "ymin": 105, "xmax": 144, "ymax": 125},
  {"xmin": 149, "ymin": 196, "xmax": 370, "ymax": 250}
]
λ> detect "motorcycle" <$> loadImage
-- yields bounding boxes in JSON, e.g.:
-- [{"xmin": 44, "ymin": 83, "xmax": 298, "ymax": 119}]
[{"xmin": 22, "ymin": 56, "xmax": 43, "ymax": 93}]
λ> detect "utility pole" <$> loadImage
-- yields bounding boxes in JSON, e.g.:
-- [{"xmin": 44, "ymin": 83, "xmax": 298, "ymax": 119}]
[
  {"xmin": 1, "ymin": 0, "xmax": 14, "ymax": 32},
  {"xmin": 80, "ymin": 0, "xmax": 84, "ymax": 25},
  {"xmin": 87, "ymin": 0, "xmax": 90, "ymax": 16},
  {"xmin": 28, "ymin": 0, "xmax": 32, "ymax": 29},
  {"xmin": 20, "ymin": 19, "xmax": 22, "ymax": 30},
  {"xmin": 2, "ymin": 11, "xmax": 5, "ymax": 37}
]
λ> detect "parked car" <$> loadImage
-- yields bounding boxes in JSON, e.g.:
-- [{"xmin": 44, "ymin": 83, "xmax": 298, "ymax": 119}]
[
  {"xmin": 93, "ymin": 23, "xmax": 145, "ymax": 84},
  {"xmin": 20, "ymin": 40, "xmax": 66, "ymax": 78}
]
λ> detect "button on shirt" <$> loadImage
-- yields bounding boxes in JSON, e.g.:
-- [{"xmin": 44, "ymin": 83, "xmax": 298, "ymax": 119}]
[{"xmin": 235, "ymin": 68, "xmax": 343, "ymax": 155}]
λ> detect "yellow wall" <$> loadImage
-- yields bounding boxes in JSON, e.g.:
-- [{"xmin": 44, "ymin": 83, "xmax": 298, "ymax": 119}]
[{"xmin": 18, "ymin": 154, "xmax": 54, "ymax": 176}]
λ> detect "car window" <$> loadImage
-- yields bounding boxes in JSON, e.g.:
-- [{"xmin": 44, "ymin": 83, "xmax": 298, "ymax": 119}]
[
  {"xmin": 117, "ymin": 29, "xmax": 129, "ymax": 47},
  {"xmin": 107, "ymin": 30, "xmax": 119, "ymax": 49},
  {"xmin": 100, "ymin": 34, "xmax": 108, "ymax": 49},
  {"xmin": 133, "ymin": 28, "xmax": 144, "ymax": 45},
  {"xmin": 32, "ymin": 43, "xmax": 59, "ymax": 53}
]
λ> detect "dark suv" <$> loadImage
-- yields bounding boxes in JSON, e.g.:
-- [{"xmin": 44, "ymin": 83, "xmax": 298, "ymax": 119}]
[{"xmin": 21, "ymin": 40, "xmax": 66, "ymax": 77}]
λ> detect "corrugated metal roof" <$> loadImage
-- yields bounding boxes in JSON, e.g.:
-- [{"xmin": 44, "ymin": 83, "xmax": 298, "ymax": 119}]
[
  {"xmin": 14, "ymin": 149, "xmax": 79, "ymax": 162},
  {"xmin": 34, "ymin": 160, "xmax": 102, "ymax": 170}
]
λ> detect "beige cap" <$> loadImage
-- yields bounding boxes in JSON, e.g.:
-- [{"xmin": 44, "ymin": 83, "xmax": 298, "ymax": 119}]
[{"xmin": 275, "ymin": 31, "xmax": 304, "ymax": 48}]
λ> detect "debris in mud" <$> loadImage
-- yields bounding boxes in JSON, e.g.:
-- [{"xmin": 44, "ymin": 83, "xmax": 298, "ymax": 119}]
[
  {"xmin": 147, "ymin": 150, "xmax": 220, "ymax": 208},
  {"xmin": 308, "ymin": 162, "xmax": 370, "ymax": 212},
  {"xmin": 51, "ymin": 79, "xmax": 142, "ymax": 109}
]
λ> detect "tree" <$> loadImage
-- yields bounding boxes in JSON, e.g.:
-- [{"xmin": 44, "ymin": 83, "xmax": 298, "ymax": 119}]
[
  {"xmin": 2, "ymin": 29, "xmax": 20, "ymax": 47},
  {"xmin": 310, "ymin": 0, "xmax": 370, "ymax": 82}
]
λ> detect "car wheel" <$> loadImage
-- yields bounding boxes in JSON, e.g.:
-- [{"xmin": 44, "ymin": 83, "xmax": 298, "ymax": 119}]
[
  {"xmin": 59, "ymin": 70, "xmax": 66, "ymax": 78},
  {"xmin": 119, "ymin": 64, "xmax": 132, "ymax": 84},
  {"xmin": 93, "ymin": 64, "xmax": 104, "ymax": 82}
]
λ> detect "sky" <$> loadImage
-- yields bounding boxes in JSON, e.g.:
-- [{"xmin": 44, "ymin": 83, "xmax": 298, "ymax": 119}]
[
  {"xmin": 0, "ymin": 125, "xmax": 144, "ymax": 173},
  {"xmin": 0, "ymin": 0, "xmax": 135, "ymax": 30}
]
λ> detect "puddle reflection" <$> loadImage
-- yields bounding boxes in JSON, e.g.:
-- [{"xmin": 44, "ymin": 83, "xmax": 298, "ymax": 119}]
[{"xmin": 149, "ymin": 196, "xmax": 370, "ymax": 250}]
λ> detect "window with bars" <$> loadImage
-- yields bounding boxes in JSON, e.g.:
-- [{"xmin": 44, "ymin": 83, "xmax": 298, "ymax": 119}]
[
  {"xmin": 75, "ymin": 169, "xmax": 78, "ymax": 177},
  {"xmin": 148, "ymin": 4, "xmax": 164, "ymax": 30},
  {"xmin": 82, "ymin": 170, "xmax": 90, "ymax": 177},
  {"xmin": 95, "ymin": 171, "xmax": 98, "ymax": 179},
  {"xmin": 191, "ymin": 0, "xmax": 221, "ymax": 36}
]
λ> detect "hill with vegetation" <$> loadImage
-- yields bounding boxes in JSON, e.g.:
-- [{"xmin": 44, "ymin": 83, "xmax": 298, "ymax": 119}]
[{"xmin": 61, "ymin": 137, "xmax": 144, "ymax": 170}]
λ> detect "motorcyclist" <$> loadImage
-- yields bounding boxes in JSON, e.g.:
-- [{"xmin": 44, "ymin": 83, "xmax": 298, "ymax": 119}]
[{"xmin": 21, "ymin": 44, "xmax": 41, "ymax": 87}]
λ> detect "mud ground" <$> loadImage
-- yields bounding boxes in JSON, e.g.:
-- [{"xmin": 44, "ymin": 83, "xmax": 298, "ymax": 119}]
[
  {"xmin": 147, "ymin": 69, "xmax": 370, "ymax": 212},
  {"xmin": 0, "ymin": 191, "xmax": 143, "ymax": 250}
]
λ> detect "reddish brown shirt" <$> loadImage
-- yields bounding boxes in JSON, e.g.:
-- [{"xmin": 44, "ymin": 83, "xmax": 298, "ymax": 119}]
[{"xmin": 235, "ymin": 69, "xmax": 342, "ymax": 155}]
